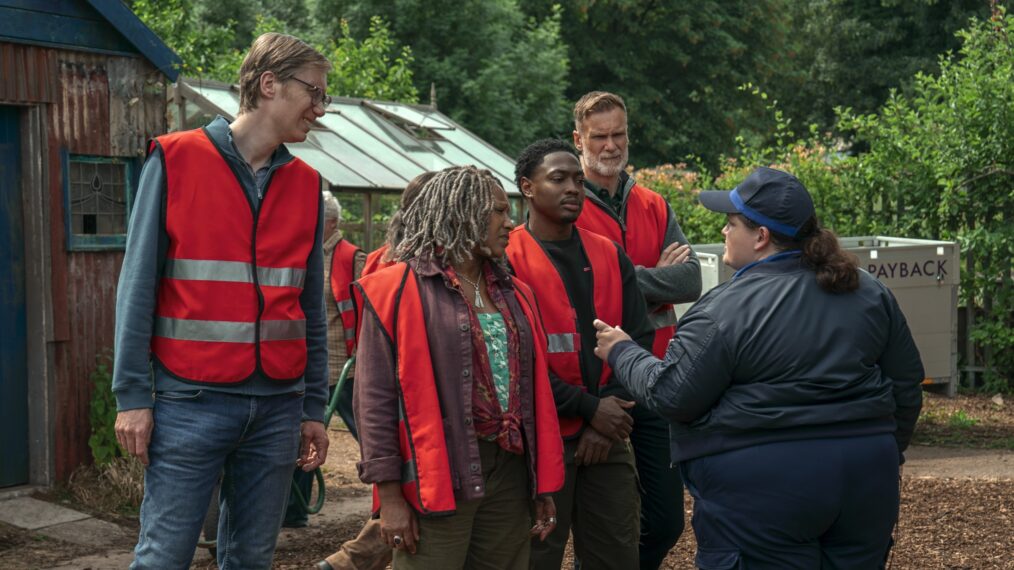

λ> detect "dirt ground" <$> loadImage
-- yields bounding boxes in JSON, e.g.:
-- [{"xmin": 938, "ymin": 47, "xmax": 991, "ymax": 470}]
[{"xmin": 1, "ymin": 391, "xmax": 1011, "ymax": 569}]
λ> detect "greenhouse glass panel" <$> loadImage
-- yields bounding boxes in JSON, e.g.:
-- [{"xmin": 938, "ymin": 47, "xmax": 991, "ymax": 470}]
[
  {"xmin": 369, "ymin": 102, "xmax": 455, "ymax": 130},
  {"xmin": 304, "ymin": 131, "xmax": 407, "ymax": 187}
]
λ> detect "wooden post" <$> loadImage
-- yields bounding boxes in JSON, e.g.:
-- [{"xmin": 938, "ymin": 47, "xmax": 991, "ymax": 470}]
[{"xmin": 364, "ymin": 192, "xmax": 375, "ymax": 251}]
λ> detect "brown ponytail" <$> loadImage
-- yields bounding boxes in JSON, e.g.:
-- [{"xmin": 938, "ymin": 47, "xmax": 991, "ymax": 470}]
[{"xmin": 740, "ymin": 215, "xmax": 860, "ymax": 293}]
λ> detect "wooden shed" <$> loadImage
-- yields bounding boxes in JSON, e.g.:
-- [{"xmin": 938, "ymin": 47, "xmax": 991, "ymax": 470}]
[{"xmin": 0, "ymin": 0, "xmax": 179, "ymax": 487}]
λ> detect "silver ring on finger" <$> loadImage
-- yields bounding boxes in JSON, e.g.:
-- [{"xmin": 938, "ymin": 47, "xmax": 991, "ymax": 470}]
[
  {"xmin": 393, "ymin": 535, "xmax": 403, "ymax": 547},
  {"xmin": 548, "ymin": 516, "xmax": 557, "ymax": 524}
]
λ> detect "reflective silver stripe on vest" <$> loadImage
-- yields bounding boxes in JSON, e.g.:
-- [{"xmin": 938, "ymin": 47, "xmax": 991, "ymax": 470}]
[
  {"xmin": 258, "ymin": 267, "xmax": 306, "ymax": 289},
  {"xmin": 155, "ymin": 317, "xmax": 306, "ymax": 343},
  {"xmin": 546, "ymin": 333, "xmax": 577, "ymax": 354},
  {"xmin": 155, "ymin": 317, "xmax": 255, "ymax": 343},
  {"xmin": 163, "ymin": 259, "xmax": 253, "ymax": 283},
  {"xmin": 336, "ymin": 299, "xmax": 354, "ymax": 313},
  {"xmin": 343, "ymin": 327, "xmax": 356, "ymax": 341},
  {"xmin": 163, "ymin": 259, "xmax": 305, "ymax": 288},
  {"xmin": 261, "ymin": 319, "xmax": 307, "ymax": 341}
]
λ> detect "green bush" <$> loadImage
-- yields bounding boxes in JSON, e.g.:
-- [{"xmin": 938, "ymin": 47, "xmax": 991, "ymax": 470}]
[
  {"xmin": 835, "ymin": 7, "xmax": 1014, "ymax": 387},
  {"xmin": 88, "ymin": 351, "xmax": 121, "ymax": 466}
]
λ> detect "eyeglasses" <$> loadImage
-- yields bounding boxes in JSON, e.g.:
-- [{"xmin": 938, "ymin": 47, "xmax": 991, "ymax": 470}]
[{"xmin": 289, "ymin": 77, "xmax": 333, "ymax": 107}]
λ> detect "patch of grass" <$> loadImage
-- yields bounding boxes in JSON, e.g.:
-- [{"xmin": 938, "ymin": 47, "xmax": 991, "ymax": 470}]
[
  {"xmin": 914, "ymin": 400, "xmax": 1014, "ymax": 449},
  {"xmin": 60, "ymin": 456, "xmax": 145, "ymax": 521},
  {"xmin": 947, "ymin": 409, "xmax": 978, "ymax": 428}
]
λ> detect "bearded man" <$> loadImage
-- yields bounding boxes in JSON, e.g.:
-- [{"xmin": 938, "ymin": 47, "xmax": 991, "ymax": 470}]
[{"xmin": 571, "ymin": 91, "xmax": 702, "ymax": 569}]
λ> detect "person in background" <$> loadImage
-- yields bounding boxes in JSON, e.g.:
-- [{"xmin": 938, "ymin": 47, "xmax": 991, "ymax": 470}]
[
  {"xmin": 595, "ymin": 167, "xmax": 924, "ymax": 570},
  {"xmin": 572, "ymin": 91, "xmax": 700, "ymax": 568},
  {"xmin": 353, "ymin": 166, "xmax": 564, "ymax": 569},
  {"xmin": 285, "ymin": 191, "xmax": 365, "ymax": 528},
  {"xmin": 315, "ymin": 171, "xmax": 436, "ymax": 570},
  {"xmin": 508, "ymin": 139, "xmax": 654, "ymax": 569},
  {"xmin": 113, "ymin": 32, "xmax": 331, "ymax": 569},
  {"xmin": 361, "ymin": 171, "xmax": 437, "ymax": 276}
]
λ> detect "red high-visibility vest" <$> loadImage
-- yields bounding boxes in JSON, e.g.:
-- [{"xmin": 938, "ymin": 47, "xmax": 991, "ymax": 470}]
[
  {"xmin": 149, "ymin": 128, "xmax": 320, "ymax": 383},
  {"xmin": 353, "ymin": 263, "xmax": 564, "ymax": 515},
  {"xmin": 361, "ymin": 244, "xmax": 393, "ymax": 277},
  {"xmin": 329, "ymin": 239, "xmax": 362, "ymax": 357},
  {"xmin": 576, "ymin": 183, "xmax": 674, "ymax": 357},
  {"xmin": 505, "ymin": 226, "xmax": 623, "ymax": 437}
]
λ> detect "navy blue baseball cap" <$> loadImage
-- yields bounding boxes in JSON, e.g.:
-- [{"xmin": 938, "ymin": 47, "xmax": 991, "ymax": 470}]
[{"xmin": 698, "ymin": 167, "xmax": 815, "ymax": 238}]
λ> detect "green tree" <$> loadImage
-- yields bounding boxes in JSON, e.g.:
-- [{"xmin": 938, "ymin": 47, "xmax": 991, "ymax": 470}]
[
  {"xmin": 519, "ymin": 0, "xmax": 796, "ymax": 168},
  {"xmin": 835, "ymin": 6, "xmax": 1014, "ymax": 387},
  {"xmin": 131, "ymin": 3, "xmax": 417, "ymax": 103},
  {"xmin": 456, "ymin": 7, "xmax": 569, "ymax": 154},
  {"xmin": 316, "ymin": 0, "xmax": 570, "ymax": 155},
  {"xmin": 326, "ymin": 17, "xmax": 418, "ymax": 102},
  {"xmin": 129, "ymin": 0, "xmax": 236, "ymax": 77},
  {"xmin": 194, "ymin": 0, "xmax": 315, "ymax": 49},
  {"xmin": 777, "ymin": 0, "xmax": 997, "ymax": 134}
]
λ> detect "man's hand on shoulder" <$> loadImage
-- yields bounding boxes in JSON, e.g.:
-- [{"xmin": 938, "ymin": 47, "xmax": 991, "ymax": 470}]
[{"xmin": 115, "ymin": 408, "xmax": 154, "ymax": 466}]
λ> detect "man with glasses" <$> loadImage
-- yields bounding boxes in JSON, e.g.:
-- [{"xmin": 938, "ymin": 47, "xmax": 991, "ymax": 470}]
[
  {"xmin": 291, "ymin": 76, "xmax": 334, "ymax": 107},
  {"xmin": 113, "ymin": 33, "xmax": 332, "ymax": 568}
]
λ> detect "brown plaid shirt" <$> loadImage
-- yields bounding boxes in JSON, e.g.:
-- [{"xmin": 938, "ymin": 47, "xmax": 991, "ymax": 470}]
[{"xmin": 323, "ymin": 231, "xmax": 366, "ymax": 385}]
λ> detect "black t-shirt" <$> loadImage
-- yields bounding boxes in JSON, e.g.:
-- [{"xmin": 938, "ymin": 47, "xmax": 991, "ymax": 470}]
[{"xmin": 531, "ymin": 229, "xmax": 654, "ymax": 419}]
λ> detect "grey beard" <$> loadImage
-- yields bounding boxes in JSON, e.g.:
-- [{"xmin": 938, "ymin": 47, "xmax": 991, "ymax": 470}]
[{"xmin": 584, "ymin": 154, "xmax": 627, "ymax": 178}]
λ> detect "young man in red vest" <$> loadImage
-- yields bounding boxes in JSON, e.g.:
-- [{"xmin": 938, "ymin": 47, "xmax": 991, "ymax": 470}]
[
  {"xmin": 572, "ymin": 91, "xmax": 702, "ymax": 568},
  {"xmin": 113, "ymin": 33, "xmax": 331, "ymax": 568},
  {"xmin": 508, "ymin": 139, "xmax": 655, "ymax": 569}
]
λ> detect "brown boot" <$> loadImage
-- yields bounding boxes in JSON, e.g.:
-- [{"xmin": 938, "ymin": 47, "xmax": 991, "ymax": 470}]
[{"xmin": 319, "ymin": 517, "xmax": 392, "ymax": 570}]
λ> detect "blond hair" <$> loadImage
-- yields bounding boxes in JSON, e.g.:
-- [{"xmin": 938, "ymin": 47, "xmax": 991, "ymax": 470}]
[
  {"xmin": 238, "ymin": 33, "xmax": 331, "ymax": 113},
  {"xmin": 573, "ymin": 91, "xmax": 627, "ymax": 131}
]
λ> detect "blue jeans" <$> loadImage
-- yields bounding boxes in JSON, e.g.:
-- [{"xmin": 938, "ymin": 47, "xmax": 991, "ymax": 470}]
[{"xmin": 131, "ymin": 390, "xmax": 303, "ymax": 570}]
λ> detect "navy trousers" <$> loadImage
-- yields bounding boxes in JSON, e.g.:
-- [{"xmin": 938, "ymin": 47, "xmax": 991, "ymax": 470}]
[
  {"xmin": 682, "ymin": 434, "xmax": 899, "ymax": 570},
  {"xmin": 630, "ymin": 406, "xmax": 685, "ymax": 569}
]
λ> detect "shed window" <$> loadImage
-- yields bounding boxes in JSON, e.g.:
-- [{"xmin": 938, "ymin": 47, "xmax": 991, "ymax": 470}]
[{"xmin": 62, "ymin": 152, "xmax": 136, "ymax": 250}]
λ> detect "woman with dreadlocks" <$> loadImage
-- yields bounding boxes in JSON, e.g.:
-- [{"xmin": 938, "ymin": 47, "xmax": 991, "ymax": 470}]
[{"xmin": 351, "ymin": 166, "xmax": 564, "ymax": 569}]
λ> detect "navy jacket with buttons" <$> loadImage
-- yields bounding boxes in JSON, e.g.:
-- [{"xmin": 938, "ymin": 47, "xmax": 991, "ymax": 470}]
[{"xmin": 608, "ymin": 252, "xmax": 924, "ymax": 463}]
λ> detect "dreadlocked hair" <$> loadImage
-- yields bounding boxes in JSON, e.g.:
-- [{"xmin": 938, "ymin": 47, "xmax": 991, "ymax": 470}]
[
  {"xmin": 738, "ymin": 214, "xmax": 860, "ymax": 294},
  {"xmin": 384, "ymin": 171, "xmax": 438, "ymax": 259},
  {"xmin": 514, "ymin": 138, "xmax": 576, "ymax": 192},
  {"xmin": 392, "ymin": 166, "xmax": 503, "ymax": 265}
]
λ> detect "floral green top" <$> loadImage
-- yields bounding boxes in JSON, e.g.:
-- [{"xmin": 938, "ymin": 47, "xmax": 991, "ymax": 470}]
[{"xmin": 477, "ymin": 312, "xmax": 511, "ymax": 411}]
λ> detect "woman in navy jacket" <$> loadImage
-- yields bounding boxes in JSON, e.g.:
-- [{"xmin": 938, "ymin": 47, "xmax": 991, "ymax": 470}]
[{"xmin": 594, "ymin": 167, "xmax": 924, "ymax": 570}]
